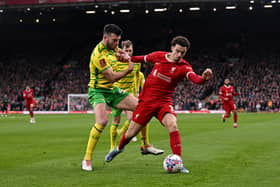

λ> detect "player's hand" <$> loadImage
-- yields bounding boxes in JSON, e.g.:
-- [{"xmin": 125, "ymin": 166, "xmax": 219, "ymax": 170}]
[
  {"xmin": 127, "ymin": 60, "xmax": 134, "ymax": 73},
  {"xmin": 202, "ymin": 68, "xmax": 213, "ymax": 81},
  {"xmin": 116, "ymin": 49, "xmax": 131, "ymax": 62},
  {"xmin": 224, "ymin": 98, "xmax": 228, "ymax": 101}
]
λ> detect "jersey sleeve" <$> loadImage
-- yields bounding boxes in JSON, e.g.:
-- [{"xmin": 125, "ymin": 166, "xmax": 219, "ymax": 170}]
[
  {"xmin": 92, "ymin": 55, "xmax": 111, "ymax": 73},
  {"xmin": 131, "ymin": 51, "xmax": 163, "ymax": 64},
  {"xmin": 232, "ymin": 86, "xmax": 240, "ymax": 96},
  {"xmin": 139, "ymin": 72, "xmax": 145, "ymax": 90},
  {"xmin": 23, "ymin": 91, "xmax": 27, "ymax": 99},
  {"xmin": 219, "ymin": 87, "xmax": 224, "ymax": 100},
  {"xmin": 185, "ymin": 65, "xmax": 205, "ymax": 84}
]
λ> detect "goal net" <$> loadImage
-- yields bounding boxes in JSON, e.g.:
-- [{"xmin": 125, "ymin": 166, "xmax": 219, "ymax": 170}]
[{"xmin": 67, "ymin": 94, "xmax": 92, "ymax": 112}]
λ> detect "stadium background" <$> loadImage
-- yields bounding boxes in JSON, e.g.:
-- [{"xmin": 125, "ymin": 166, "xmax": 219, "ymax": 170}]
[{"xmin": 0, "ymin": 0, "xmax": 279, "ymax": 113}]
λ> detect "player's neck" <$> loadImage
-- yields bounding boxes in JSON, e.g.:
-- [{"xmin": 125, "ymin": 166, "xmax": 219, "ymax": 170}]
[{"xmin": 166, "ymin": 53, "xmax": 177, "ymax": 63}]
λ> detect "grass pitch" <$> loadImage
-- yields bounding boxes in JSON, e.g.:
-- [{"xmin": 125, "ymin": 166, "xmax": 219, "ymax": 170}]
[{"xmin": 0, "ymin": 113, "xmax": 279, "ymax": 187}]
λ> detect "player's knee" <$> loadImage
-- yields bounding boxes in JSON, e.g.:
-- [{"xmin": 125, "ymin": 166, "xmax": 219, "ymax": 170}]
[
  {"xmin": 98, "ymin": 119, "xmax": 108, "ymax": 126},
  {"xmin": 126, "ymin": 114, "xmax": 132, "ymax": 121},
  {"xmin": 163, "ymin": 120, "xmax": 178, "ymax": 132},
  {"xmin": 167, "ymin": 123, "xmax": 178, "ymax": 132},
  {"xmin": 130, "ymin": 102, "xmax": 137, "ymax": 111}
]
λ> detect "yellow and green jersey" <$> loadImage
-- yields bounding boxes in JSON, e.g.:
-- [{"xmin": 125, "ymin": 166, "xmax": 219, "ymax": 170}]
[
  {"xmin": 135, "ymin": 71, "xmax": 145, "ymax": 95},
  {"xmin": 88, "ymin": 42, "xmax": 119, "ymax": 90},
  {"xmin": 113, "ymin": 62, "xmax": 141, "ymax": 94}
]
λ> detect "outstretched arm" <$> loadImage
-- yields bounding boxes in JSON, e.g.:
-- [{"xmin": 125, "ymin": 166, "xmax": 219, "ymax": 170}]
[
  {"xmin": 186, "ymin": 68, "xmax": 212, "ymax": 84},
  {"xmin": 130, "ymin": 52, "xmax": 160, "ymax": 63},
  {"xmin": 131, "ymin": 56, "xmax": 145, "ymax": 63}
]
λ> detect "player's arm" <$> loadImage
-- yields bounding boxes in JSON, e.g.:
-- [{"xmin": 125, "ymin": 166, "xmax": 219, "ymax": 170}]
[
  {"xmin": 23, "ymin": 92, "xmax": 27, "ymax": 99},
  {"xmin": 232, "ymin": 87, "xmax": 240, "ymax": 96},
  {"xmin": 186, "ymin": 68, "xmax": 212, "ymax": 84},
  {"xmin": 218, "ymin": 87, "xmax": 225, "ymax": 101},
  {"xmin": 102, "ymin": 61, "xmax": 134, "ymax": 82},
  {"xmin": 130, "ymin": 52, "xmax": 159, "ymax": 64}
]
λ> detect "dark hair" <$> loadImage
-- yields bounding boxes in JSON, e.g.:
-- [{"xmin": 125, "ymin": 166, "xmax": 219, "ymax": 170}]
[
  {"xmin": 103, "ymin": 24, "xmax": 123, "ymax": 36},
  {"xmin": 171, "ymin": 36, "xmax": 191, "ymax": 49},
  {"xmin": 121, "ymin": 40, "xmax": 133, "ymax": 48}
]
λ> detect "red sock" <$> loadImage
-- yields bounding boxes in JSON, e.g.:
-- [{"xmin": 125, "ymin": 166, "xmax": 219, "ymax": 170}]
[
  {"xmin": 118, "ymin": 134, "xmax": 132, "ymax": 150},
  {"xmin": 169, "ymin": 130, "xmax": 182, "ymax": 157},
  {"xmin": 233, "ymin": 112, "xmax": 238, "ymax": 123},
  {"xmin": 30, "ymin": 111, "xmax": 34, "ymax": 118}
]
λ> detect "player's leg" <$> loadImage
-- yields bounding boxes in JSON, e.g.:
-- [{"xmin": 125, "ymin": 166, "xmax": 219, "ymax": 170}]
[
  {"xmin": 117, "ymin": 119, "xmax": 130, "ymax": 136},
  {"xmin": 26, "ymin": 103, "xmax": 34, "ymax": 123},
  {"xmin": 115, "ymin": 94, "xmax": 138, "ymax": 111},
  {"xmin": 2, "ymin": 104, "xmax": 8, "ymax": 116},
  {"xmin": 82, "ymin": 89, "xmax": 109, "ymax": 171},
  {"xmin": 161, "ymin": 113, "xmax": 181, "ymax": 156},
  {"xmin": 29, "ymin": 103, "xmax": 35, "ymax": 123},
  {"xmin": 117, "ymin": 110, "xmax": 132, "ymax": 136},
  {"xmin": 161, "ymin": 113, "xmax": 189, "ymax": 173},
  {"xmin": 82, "ymin": 103, "xmax": 108, "ymax": 171},
  {"xmin": 105, "ymin": 120, "xmax": 144, "ymax": 162},
  {"xmin": 222, "ymin": 103, "xmax": 231, "ymax": 122},
  {"xmin": 5, "ymin": 107, "xmax": 8, "ymax": 117},
  {"xmin": 110, "ymin": 108, "xmax": 122, "ymax": 151},
  {"xmin": 122, "ymin": 110, "xmax": 137, "ymax": 142},
  {"xmin": 105, "ymin": 101, "xmax": 153, "ymax": 162},
  {"xmin": 231, "ymin": 103, "xmax": 238, "ymax": 128},
  {"xmin": 140, "ymin": 123, "xmax": 164, "ymax": 155}
]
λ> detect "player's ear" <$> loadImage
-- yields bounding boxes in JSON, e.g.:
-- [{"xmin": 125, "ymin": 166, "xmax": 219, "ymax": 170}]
[{"xmin": 103, "ymin": 33, "xmax": 108, "ymax": 41}]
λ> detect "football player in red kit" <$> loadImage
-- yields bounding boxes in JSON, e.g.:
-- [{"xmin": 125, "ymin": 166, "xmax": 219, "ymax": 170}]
[
  {"xmin": 23, "ymin": 86, "xmax": 36, "ymax": 123},
  {"xmin": 219, "ymin": 79, "xmax": 240, "ymax": 128},
  {"xmin": 105, "ymin": 36, "xmax": 213, "ymax": 173}
]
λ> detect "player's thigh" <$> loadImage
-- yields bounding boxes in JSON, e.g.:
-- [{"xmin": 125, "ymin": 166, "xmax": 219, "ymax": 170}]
[
  {"xmin": 132, "ymin": 101, "xmax": 155, "ymax": 126},
  {"xmin": 223, "ymin": 103, "xmax": 231, "ymax": 113},
  {"xmin": 116, "ymin": 94, "xmax": 138, "ymax": 111},
  {"xmin": 26, "ymin": 103, "xmax": 31, "ymax": 110},
  {"xmin": 230, "ymin": 102, "xmax": 237, "ymax": 111},
  {"xmin": 112, "ymin": 107, "xmax": 122, "ymax": 117},
  {"xmin": 94, "ymin": 103, "xmax": 108, "ymax": 125},
  {"xmin": 124, "ymin": 110, "xmax": 133, "ymax": 121},
  {"xmin": 161, "ymin": 113, "xmax": 178, "ymax": 133},
  {"xmin": 112, "ymin": 107, "xmax": 122, "ymax": 124}
]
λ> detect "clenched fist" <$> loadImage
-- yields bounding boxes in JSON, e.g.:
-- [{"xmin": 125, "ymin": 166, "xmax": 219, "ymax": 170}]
[{"xmin": 202, "ymin": 68, "xmax": 213, "ymax": 80}]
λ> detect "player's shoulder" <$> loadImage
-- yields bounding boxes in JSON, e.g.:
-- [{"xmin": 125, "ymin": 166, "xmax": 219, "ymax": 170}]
[
  {"xmin": 149, "ymin": 51, "xmax": 168, "ymax": 57},
  {"xmin": 93, "ymin": 42, "xmax": 109, "ymax": 56},
  {"xmin": 180, "ymin": 59, "xmax": 191, "ymax": 66}
]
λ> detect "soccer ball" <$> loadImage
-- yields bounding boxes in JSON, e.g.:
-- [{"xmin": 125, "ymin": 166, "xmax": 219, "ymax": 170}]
[{"xmin": 163, "ymin": 154, "xmax": 183, "ymax": 173}]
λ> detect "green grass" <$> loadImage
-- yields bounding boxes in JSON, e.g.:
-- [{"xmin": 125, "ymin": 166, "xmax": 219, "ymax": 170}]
[{"xmin": 0, "ymin": 113, "xmax": 280, "ymax": 187}]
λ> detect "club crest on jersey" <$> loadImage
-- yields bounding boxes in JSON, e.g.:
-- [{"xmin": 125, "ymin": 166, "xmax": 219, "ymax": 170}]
[
  {"xmin": 99, "ymin": 59, "xmax": 106, "ymax": 67},
  {"xmin": 170, "ymin": 67, "xmax": 176, "ymax": 73}
]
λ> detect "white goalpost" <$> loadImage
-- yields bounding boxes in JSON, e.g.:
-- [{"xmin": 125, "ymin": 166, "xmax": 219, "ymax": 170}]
[{"xmin": 67, "ymin": 94, "xmax": 92, "ymax": 113}]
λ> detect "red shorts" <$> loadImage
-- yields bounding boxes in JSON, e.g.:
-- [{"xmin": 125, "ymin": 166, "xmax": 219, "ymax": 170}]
[
  {"xmin": 132, "ymin": 101, "xmax": 176, "ymax": 126},
  {"xmin": 26, "ymin": 100, "xmax": 36, "ymax": 110},
  {"xmin": 223, "ymin": 101, "xmax": 236, "ymax": 113}
]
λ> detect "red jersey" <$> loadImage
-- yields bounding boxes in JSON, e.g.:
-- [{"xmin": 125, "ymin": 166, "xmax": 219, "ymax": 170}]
[
  {"xmin": 131, "ymin": 51, "xmax": 205, "ymax": 103},
  {"xmin": 23, "ymin": 89, "xmax": 34, "ymax": 102},
  {"xmin": 219, "ymin": 85, "xmax": 239, "ymax": 102}
]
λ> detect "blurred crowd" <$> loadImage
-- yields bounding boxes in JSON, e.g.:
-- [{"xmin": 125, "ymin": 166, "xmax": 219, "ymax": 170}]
[{"xmin": 0, "ymin": 50, "xmax": 279, "ymax": 112}]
